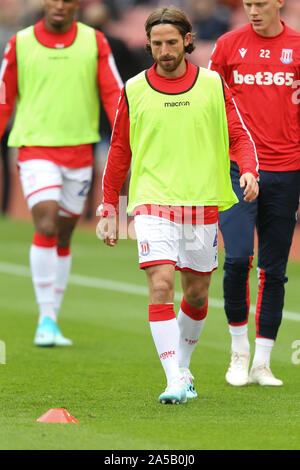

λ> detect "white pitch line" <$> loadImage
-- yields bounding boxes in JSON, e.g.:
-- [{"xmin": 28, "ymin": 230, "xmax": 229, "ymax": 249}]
[{"xmin": 0, "ymin": 261, "xmax": 299, "ymax": 322}]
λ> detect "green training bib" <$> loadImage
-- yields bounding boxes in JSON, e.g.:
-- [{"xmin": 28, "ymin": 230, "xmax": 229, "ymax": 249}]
[
  {"xmin": 125, "ymin": 67, "xmax": 238, "ymax": 212},
  {"xmin": 9, "ymin": 22, "xmax": 100, "ymax": 147}
]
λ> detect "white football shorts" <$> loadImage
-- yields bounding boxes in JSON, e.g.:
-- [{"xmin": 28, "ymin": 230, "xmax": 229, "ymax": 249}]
[
  {"xmin": 18, "ymin": 159, "xmax": 93, "ymax": 217},
  {"xmin": 134, "ymin": 214, "xmax": 218, "ymax": 274}
]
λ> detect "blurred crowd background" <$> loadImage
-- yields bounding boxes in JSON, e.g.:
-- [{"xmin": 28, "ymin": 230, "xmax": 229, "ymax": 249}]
[
  {"xmin": 1, "ymin": 1, "xmax": 300, "ymax": 68},
  {"xmin": 0, "ymin": 0, "xmax": 300, "ymax": 220}
]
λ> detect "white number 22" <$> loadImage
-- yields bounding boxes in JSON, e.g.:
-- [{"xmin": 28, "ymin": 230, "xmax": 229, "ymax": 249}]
[{"xmin": 260, "ymin": 49, "xmax": 270, "ymax": 58}]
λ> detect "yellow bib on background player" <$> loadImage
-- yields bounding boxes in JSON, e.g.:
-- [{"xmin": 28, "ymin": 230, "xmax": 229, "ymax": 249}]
[{"xmin": 8, "ymin": 23, "xmax": 100, "ymax": 147}]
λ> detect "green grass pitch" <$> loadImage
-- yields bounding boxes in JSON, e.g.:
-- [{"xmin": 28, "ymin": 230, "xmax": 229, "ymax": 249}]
[{"xmin": 0, "ymin": 217, "xmax": 299, "ymax": 450}]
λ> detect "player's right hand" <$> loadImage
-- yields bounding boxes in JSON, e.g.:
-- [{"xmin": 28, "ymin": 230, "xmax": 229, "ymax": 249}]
[{"xmin": 96, "ymin": 216, "xmax": 119, "ymax": 247}]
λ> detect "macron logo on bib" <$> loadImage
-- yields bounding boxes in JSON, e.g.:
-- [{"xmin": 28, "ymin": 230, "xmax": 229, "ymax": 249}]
[{"xmin": 164, "ymin": 101, "xmax": 190, "ymax": 107}]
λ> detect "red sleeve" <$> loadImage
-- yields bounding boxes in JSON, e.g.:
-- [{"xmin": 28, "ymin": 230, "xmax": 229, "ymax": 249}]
[
  {"xmin": 223, "ymin": 77, "xmax": 259, "ymax": 177},
  {"xmin": 102, "ymin": 87, "xmax": 132, "ymax": 214},
  {"xmin": 95, "ymin": 30, "xmax": 123, "ymax": 129},
  {"xmin": 0, "ymin": 35, "xmax": 18, "ymax": 139}
]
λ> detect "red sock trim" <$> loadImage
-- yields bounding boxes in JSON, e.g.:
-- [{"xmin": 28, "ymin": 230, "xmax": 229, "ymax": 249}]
[
  {"xmin": 57, "ymin": 246, "xmax": 71, "ymax": 257},
  {"xmin": 33, "ymin": 233, "xmax": 58, "ymax": 248},
  {"xmin": 149, "ymin": 304, "xmax": 176, "ymax": 322},
  {"xmin": 181, "ymin": 297, "xmax": 208, "ymax": 321}
]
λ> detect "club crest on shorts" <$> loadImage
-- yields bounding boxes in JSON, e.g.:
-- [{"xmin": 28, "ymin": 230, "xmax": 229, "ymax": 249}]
[
  {"xmin": 280, "ymin": 49, "xmax": 293, "ymax": 64},
  {"xmin": 140, "ymin": 240, "xmax": 150, "ymax": 256}
]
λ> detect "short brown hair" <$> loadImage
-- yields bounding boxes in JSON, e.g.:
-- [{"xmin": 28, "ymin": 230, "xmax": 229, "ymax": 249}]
[{"xmin": 145, "ymin": 6, "xmax": 196, "ymax": 56}]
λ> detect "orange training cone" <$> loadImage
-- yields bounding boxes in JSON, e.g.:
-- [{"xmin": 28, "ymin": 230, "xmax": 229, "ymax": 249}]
[{"xmin": 37, "ymin": 408, "xmax": 79, "ymax": 424}]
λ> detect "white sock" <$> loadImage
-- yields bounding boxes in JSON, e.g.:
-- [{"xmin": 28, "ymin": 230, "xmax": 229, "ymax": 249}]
[
  {"xmin": 229, "ymin": 324, "xmax": 250, "ymax": 355},
  {"xmin": 177, "ymin": 309, "xmax": 206, "ymax": 369},
  {"xmin": 30, "ymin": 243, "xmax": 57, "ymax": 324},
  {"xmin": 54, "ymin": 250, "xmax": 72, "ymax": 321},
  {"xmin": 149, "ymin": 304, "xmax": 181, "ymax": 386},
  {"xmin": 252, "ymin": 337, "xmax": 274, "ymax": 368},
  {"xmin": 177, "ymin": 298, "xmax": 208, "ymax": 369}
]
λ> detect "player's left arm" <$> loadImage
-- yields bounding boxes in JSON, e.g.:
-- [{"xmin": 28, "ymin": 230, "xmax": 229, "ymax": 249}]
[
  {"xmin": 95, "ymin": 30, "xmax": 123, "ymax": 128},
  {"xmin": 223, "ymin": 77, "xmax": 259, "ymax": 202}
]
